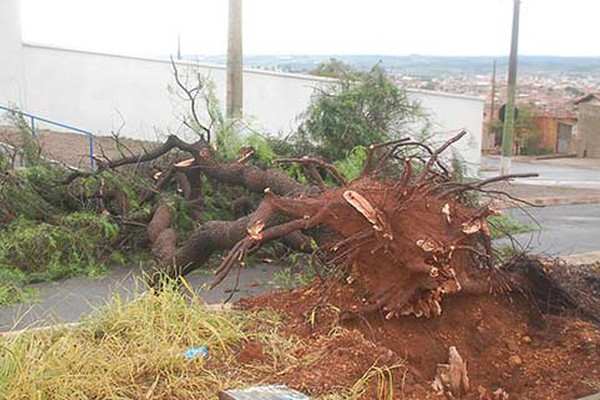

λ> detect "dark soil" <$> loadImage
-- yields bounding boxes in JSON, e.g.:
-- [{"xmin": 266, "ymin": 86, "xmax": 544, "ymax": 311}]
[
  {"xmin": 0, "ymin": 127, "xmax": 155, "ymax": 169},
  {"xmin": 238, "ymin": 281, "xmax": 600, "ymax": 399}
]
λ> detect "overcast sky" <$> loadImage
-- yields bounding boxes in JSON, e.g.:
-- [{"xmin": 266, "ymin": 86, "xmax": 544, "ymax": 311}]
[{"xmin": 20, "ymin": 0, "xmax": 600, "ymax": 57}]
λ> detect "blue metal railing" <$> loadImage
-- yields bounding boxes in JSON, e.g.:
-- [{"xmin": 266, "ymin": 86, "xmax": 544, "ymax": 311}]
[{"xmin": 0, "ymin": 105, "xmax": 95, "ymax": 168}]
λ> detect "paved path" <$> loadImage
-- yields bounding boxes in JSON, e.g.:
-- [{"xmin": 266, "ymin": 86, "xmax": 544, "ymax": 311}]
[
  {"xmin": 0, "ymin": 263, "xmax": 283, "ymax": 332},
  {"xmin": 481, "ymin": 156, "xmax": 600, "ymax": 189},
  {"xmin": 504, "ymin": 203, "xmax": 600, "ymax": 256}
]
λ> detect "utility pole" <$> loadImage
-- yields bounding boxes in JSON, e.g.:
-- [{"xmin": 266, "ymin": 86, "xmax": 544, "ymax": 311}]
[
  {"xmin": 177, "ymin": 33, "xmax": 181, "ymax": 60},
  {"xmin": 500, "ymin": 0, "xmax": 520, "ymax": 175},
  {"xmin": 226, "ymin": 0, "xmax": 243, "ymax": 119},
  {"xmin": 490, "ymin": 59, "xmax": 496, "ymax": 121}
]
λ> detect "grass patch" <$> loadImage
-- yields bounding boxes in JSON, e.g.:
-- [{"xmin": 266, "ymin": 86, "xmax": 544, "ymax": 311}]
[
  {"xmin": 0, "ymin": 279, "xmax": 404, "ymax": 399},
  {"xmin": 0, "ymin": 283, "xmax": 285, "ymax": 399},
  {"xmin": 487, "ymin": 214, "xmax": 537, "ymax": 239}
]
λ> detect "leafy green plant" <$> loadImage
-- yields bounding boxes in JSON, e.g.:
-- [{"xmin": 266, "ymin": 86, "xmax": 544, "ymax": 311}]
[
  {"xmin": 297, "ymin": 64, "xmax": 423, "ymax": 161},
  {"xmin": 214, "ymin": 126, "xmax": 276, "ymax": 167},
  {"xmin": 310, "ymin": 58, "xmax": 358, "ymax": 79},
  {"xmin": 0, "ymin": 267, "xmax": 38, "ymax": 306},
  {"xmin": 334, "ymin": 146, "xmax": 368, "ymax": 181},
  {"xmin": 0, "ymin": 165, "xmax": 67, "ymax": 223},
  {"xmin": 487, "ymin": 214, "xmax": 536, "ymax": 239},
  {"xmin": 0, "ymin": 213, "xmax": 117, "ymax": 280},
  {"xmin": 5, "ymin": 110, "xmax": 42, "ymax": 166}
]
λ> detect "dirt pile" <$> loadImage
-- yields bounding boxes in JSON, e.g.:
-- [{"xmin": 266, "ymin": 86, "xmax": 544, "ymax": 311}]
[{"xmin": 239, "ymin": 276, "xmax": 600, "ymax": 399}]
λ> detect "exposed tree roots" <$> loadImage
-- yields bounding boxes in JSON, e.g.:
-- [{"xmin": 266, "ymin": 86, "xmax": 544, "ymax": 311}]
[{"xmin": 63, "ymin": 130, "xmax": 573, "ymax": 321}]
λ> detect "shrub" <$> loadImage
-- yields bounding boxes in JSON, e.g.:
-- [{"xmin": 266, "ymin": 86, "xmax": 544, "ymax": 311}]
[
  {"xmin": 0, "ymin": 212, "xmax": 119, "ymax": 282},
  {"xmin": 297, "ymin": 64, "xmax": 423, "ymax": 161}
]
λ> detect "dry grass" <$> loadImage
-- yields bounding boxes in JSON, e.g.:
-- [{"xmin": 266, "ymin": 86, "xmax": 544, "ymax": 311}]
[
  {"xmin": 0, "ymin": 279, "xmax": 290, "ymax": 399},
  {"xmin": 0, "ymin": 278, "xmax": 404, "ymax": 399}
]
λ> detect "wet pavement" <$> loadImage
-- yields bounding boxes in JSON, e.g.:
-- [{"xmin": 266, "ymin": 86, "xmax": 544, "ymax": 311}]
[
  {"xmin": 481, "ymin": 156, "xmax": 600, "ymax": 189},
  {"xmin": 0, "ymin": 262, "xmax": 283, "ymax": 332},
  {"xmin": 504, "ymin": 203, "xmax": 600, "ymax": 256}
]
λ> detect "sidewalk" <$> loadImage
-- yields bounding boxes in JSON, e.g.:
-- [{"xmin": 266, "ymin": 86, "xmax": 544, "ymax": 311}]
[{"xmin": 484, "ymin": 182, "xmax": 600, "ymax": 208}]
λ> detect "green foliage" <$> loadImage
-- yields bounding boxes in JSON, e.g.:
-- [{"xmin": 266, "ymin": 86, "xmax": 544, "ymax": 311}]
[
  {"xmin": 513, "ymin": 105, "xmax": 552, "ymax": 156},
  {"xmin": 0, "ymin": 165, "xmax": 67, "ymax": 223},
  {"xmin": 0, "ymin": 153, "xmax": 8, "ymax": 171},
  {"xmin": 78, "ymin": 170, "xmax": 152, "ymax": 216},
  {"xmin": 0, "ymin": 158, "xmax": 154, "ymax": 305},
  {"xmin": 450, "ymin": 151, "xmax": 467, "ymax": 183},
  {"xmin": 0, "ymin": 268, "xmax": 37, "ymax": 306},
  {"xmin": 0, "ymin": 212, "xmax": 123, "ymax": 304},
  {"xmin": 0, "ymin": 213, "xmax": 117, "ymax": 280},
  {"xmin": 515, "ymin": 104, "xmax": 539, "ymax": 133},
  {"xmin": 487, "ymin": 214, "xmax": 536, "ymax": 239},
  {"xmin": 163, "ymin": 195, "xmax": 196, "ymax": 237},
  {"xmin": 333, "ymin": 146, "xmax": 368, "ymax": 181},
  {"xmin": 488, "ymin": 118, "xmax": 504, "ymax": 147},
  {"xmin": 493, "ymin": 244, "xmax": 522, "ymax": 264},
  {"xmin": 298, "ymin": 64, "xmax": 422, "ymax": 161},
  {"xmin": 277, "ymin": 162, "xmax": 310, "ymax": 186},
  {"xmin": 271, "ymin": 265, "xmax": 317, "ymax": 289},
  {"xmin": 310, "ymin": 58, "xmax": 358, "ymax": 79},
  {"xmin": 6, "ymin": 111, "xmax": 43, "ymax": 166},
  {"xmin": 214, "ymin": 126, "xmax": 276, "ymax": 167}
]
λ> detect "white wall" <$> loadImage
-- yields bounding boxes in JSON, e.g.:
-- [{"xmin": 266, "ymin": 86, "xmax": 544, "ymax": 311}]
[
  {"xmin": 22, "ymin": 44, "xmax": 336, "ymax": 142},
  {"xmin": 410, "ymin": 90, "xmax": 484, "ymax": 173},
  {"xmin": 23, "ymin": 44, "xmax": 185, "ymax": 140},
  {"xmin": 20, "ymin": 44, "xmax": 482, "ymax": 160},
  {"xmin": 0, "ymin": 0, "xmax": 25, "ymax": 106}
]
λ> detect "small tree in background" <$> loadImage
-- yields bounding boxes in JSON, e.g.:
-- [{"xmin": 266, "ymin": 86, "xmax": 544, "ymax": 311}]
[
  {"xmin": 294, "ymin": 63, "xmax": 423, "ymax": 161},
  {"xmin": 310, "ymin": 58, "xmax": 357, "ymax": 79}
]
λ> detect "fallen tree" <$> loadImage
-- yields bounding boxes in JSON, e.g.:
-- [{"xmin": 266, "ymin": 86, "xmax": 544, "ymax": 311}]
[{"xmin": 58, "ymin": 128, "xmax": 555, "ymax": 321}]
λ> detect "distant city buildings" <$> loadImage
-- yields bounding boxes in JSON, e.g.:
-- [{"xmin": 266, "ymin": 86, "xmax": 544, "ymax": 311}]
[{"xmin": 390, "ymin": 69, "xmax": 599, "ymax": 157}]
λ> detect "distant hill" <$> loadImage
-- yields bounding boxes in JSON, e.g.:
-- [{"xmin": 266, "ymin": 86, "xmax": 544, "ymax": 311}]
[{"xmin": 183, "ymin": 54, "xmax": 600, "ymax": 78}]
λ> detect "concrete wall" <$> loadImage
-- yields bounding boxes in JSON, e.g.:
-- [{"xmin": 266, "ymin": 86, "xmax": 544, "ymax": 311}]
[
  {"xmin": 409, "ymin": 90, "xmax": 484, "ymax": 173},
  {"xmin": 577, "ymin": 101, "xmax": 600, "ymax": 158},
  {"xmin": 0, "ymin": 0, "xmax": 25, "ymax": 106},
  {"xmin": 19, "ymin": 44, "xmax": 482, "ymax": 166},
  {"xmin": 22, "ymin": 44, "xmax": 336, "ymax": 141}
]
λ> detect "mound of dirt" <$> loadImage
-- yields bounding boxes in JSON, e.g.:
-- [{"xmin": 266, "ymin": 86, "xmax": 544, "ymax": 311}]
[{"xmin": 238, "ymin": 280, "xmax": 600, "ymax": 399}]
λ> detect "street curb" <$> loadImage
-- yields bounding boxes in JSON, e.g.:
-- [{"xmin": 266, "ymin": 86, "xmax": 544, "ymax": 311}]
[
  {"xmin": 0, "ymin": 303, "xmax": 233, "ymax": 337},
  {"xmin": 491, "ymin": 195, "xmax": 600, "ymax": 209},
  {"xmin": 0, "ymin": 322, "xmax": 80, "ymax": 338}
]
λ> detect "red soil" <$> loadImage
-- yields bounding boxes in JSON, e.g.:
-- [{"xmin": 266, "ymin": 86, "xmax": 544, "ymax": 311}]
[{"xmin": 239, "ymin": 282, "xmax": 600, "ymax": 399}]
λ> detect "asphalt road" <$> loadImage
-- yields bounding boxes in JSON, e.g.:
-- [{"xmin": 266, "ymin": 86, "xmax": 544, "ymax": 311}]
[
  {"xmin": 2, "ymin": 203, "xmax": 600, "ymax": 333},
  {"xmin": 0, "ymin": 263, "xmax": 283, "ymax": 332},
  {"xmin": 505, "ymin": 203, "xmax": 600, "ymax": 256}
]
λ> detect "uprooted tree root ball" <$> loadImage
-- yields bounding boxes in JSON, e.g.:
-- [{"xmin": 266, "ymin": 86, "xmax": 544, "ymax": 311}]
[
  {"xmin": 207, "ymin": 131, "xmax": 536, "ymax": 321},
  {"xmin": 238, "ymin": 258, "xmax": 600, "ymax": 399}
]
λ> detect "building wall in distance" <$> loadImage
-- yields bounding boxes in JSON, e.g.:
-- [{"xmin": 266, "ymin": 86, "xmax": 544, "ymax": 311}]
[{"xmin": 577, "ymin": 101, "xmax": 600, "ymax": 158}]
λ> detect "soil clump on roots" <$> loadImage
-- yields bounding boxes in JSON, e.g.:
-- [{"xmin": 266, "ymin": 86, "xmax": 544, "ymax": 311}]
[{"xmin": 239, "ymin": 269, "xmax": 600, "ymax": 399}]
